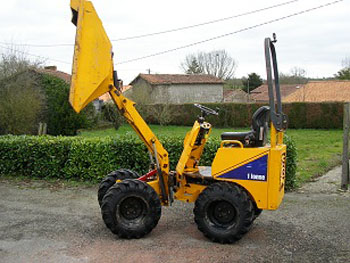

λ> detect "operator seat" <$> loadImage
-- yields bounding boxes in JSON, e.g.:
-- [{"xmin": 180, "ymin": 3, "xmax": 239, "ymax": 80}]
[{"xmin": 221, "ymin": 106, "xmax": 270, "ymax": 147}]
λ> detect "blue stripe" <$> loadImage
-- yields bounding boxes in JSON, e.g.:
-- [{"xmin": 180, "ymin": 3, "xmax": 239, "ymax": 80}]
[{"xmin": 218, "ymin": 155, "xmax": 268, "ymax": 181}]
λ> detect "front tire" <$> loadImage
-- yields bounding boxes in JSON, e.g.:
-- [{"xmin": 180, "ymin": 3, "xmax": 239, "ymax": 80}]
[
  {"xmin": 194, "ymin": 182, "xmax": 254, "ymax": 243},
  {"xmin": 98, "ymin": 169, "xmax": 139, "ymax": 206},
  {"xmin": 101, "ymin": 179, "xmax": 161, "ymax": 239}
]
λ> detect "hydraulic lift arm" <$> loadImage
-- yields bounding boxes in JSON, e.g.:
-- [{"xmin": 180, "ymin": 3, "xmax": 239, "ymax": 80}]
[{"xmin": 69, "ymin": 0, "xmax": 169, "ymax": 204}]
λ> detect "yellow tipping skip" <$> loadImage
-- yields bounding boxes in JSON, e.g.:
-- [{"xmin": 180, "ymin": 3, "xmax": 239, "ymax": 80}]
[{"xmin": 70, "ymin": 0, "xmax": 114, "ymax": 113}]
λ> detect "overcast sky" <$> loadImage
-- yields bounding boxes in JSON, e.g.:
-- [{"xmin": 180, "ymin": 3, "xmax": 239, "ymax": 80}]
[{"xmin": 0, "ymin": 0, "xmax": 349, "ymax": 83}]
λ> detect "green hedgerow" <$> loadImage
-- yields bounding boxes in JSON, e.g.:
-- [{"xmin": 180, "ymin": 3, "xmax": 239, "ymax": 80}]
[{"xmin": 0, "ymin": 134, "xmax": 297, "ymax": 190}]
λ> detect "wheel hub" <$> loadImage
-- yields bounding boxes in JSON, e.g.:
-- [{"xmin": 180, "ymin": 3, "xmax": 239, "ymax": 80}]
[
  {"xmin": 209, "ymin": 200, "xmax": 237, "ymax": 226},
  {"xmin": 120, "ymin": 197, "xmax": 145, "ymax": 220}
]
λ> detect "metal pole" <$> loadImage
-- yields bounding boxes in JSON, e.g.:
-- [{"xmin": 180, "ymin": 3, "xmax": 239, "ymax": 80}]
[
  {"xmin": 341, "ymin": 102, "xmax": 350, "ymax": 190},
  {"xmin": 247, "ymin": 79, "xmax": 250, "ymax": 102}
]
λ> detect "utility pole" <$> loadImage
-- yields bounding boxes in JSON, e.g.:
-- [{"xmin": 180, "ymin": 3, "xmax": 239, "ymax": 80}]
[
  {"xmin": 146, "ymin": 68, "xmax": 151, "ymax": 74},
  {"xmin": 247, "ymin": 79, "xmax": 250, "ymax": 102},
  {"xmin": 342, "ymin": 102, "xmax": 350, "ymax": 190}
]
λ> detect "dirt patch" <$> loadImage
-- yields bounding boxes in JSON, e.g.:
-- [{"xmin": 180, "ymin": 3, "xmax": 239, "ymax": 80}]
[
  {"xmin": 1, "ymin": 168, "xmax": 349, "ymax": 262},
  {"xmin": 300, "ymin": 166, "xmax": 350, "ymax": 195}
]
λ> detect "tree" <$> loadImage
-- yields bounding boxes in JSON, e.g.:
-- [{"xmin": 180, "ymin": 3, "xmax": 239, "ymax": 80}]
[
  {"xmin": 40, "ymin": 74, "xmax": 96, "ymax": 136},
  {"xmin": 290, "ymin": 67, "xmax": 307, "ymax": 78},
  {"xmin": 279, "ymin": 67, "xmax": 308, "ymax": 84},
  {"xmin": 242, "ymin": 73, "xmax": 263, "ymax": 93},
  {"xmin": 182, "ymin": 56, "xmax": 203, "ymax": 75},
  {"xmin": 0, "ymin": 48, "xmax": 95, "ymax": 135},
  {"xmin": 0, "ymin": 51, "xmax": 45, "ymax": 135},
  {"xmin": 0, "ymin": 48, "xmax": 41, "ymax": 79},
  {"xmin": 181, "ymin": 50, "xmax": 237, "ymax": 79},
  {"xmin": 334, "ymin": 67, "xmax": 350, "ymax": 80},
  {"xmin": 342, "ymin": 57, "xmax": 350, "ymax": 68},
  {"xmin": 335, "ymin": 57, "xmax": 350, "ymax": 80}
]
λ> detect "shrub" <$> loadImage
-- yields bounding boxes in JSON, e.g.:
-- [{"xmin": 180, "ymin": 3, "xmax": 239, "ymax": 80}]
[
  {"xmin": 137, "ymin": 104, "xmax": 178, "ymax": 126},
  {"xmin": 101, "ymin": 102, "xmax": 124, "ymax": 130},
  {"xmin": 0, "ymin": 72, "xmax": 45, "ymax": 135},
  {"xmin": 0, "ymin": 66, "xmax": 95, "ymax": 136},
  {"xmin": 0, "ymin": 52, "xmax": 46, "ymax": 135},
  {"xmin": 0, "ymin": 134, "xmax": 297, "ymax": 190},
  {"xmin": 284, "ymin": 134, "xmax": 297, "ymax": 189},
  {"xmin": 40, "ymin": 74, "xmax": 96, "ymax": 135}
]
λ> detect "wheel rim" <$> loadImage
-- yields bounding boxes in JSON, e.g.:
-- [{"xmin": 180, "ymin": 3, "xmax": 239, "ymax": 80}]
[
  {"xmin": 119, "ymin": 196, "xmax": 147, "ymax": 221},
  {"xmin": 207, "ymin": 200, "xmax": 238, "ymax": 227}
]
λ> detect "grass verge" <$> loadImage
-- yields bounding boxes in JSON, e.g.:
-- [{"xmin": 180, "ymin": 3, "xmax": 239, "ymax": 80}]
[{"xmin": 80, "ymin": 125, "xmax": 343, "ymax": 186}]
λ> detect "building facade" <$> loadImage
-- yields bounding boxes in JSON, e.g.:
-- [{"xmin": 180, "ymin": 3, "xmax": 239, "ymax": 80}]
[{"xmin": 126, "ymin": 74, "xmax": 224, "ymax": 104}]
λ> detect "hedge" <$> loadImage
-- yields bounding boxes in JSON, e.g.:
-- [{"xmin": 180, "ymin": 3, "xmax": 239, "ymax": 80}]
[
  {"xmin": 135, "ymin": 102, "xmax": 343, "ymax": 129},
  {"xmin": 0, "ymin": 134, "xmax": 297, "ymax": 190}
]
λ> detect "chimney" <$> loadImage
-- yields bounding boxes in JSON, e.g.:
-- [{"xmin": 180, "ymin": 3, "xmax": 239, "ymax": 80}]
[{"xmin": 44, "ymin": 66, "xmax": 57, "ymax": 71}]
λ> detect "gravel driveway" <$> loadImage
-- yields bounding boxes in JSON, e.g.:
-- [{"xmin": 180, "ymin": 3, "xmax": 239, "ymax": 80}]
[{"xmin": 1, "ymin": 167, "xmax": 349, "ymax": 263}]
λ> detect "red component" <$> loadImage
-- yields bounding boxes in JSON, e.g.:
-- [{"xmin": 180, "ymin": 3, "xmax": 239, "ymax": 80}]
[{"xmin": 138, "ymin": 169, "xmax": 157, "ymax": 182}]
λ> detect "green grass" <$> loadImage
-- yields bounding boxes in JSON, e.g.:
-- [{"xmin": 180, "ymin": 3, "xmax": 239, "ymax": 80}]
[
  {"xmin": 285, "ymin": 129, "xmax": 342, "ymax": 184},
  {"xmin": 79, "ymin": 125, "xmax": 343, "ymax": 186},
  {"xmin": 79, "ymin": 125, "xmax": 247, "ymax": 139}
]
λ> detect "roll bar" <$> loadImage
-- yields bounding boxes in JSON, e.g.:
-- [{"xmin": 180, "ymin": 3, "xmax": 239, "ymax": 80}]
[{"xmin": 264, "ymin": 34, "xmax": 288, "ymax": 132}]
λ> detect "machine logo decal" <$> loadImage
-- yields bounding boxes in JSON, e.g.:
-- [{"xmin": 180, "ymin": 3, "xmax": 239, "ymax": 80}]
[{"xmin": 218, "ymin": 155, "xmax": 268, "ymax": 181}]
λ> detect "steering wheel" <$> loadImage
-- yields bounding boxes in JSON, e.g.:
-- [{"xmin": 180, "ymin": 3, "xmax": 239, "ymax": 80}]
[{"xmin": 194, "ymin": 104, "xmax": 219, "ymax": 116}]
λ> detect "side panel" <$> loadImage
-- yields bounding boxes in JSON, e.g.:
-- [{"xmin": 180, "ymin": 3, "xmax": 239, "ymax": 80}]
[
  {"xmin": 212, "ymin": 145, "xmax": 286, "ymax": 210},
  {"xmin": 267, "ymin": 145, "xmax": 287, "ymax": 209},
  {"xmin": 212, "ymin": 147, "xmax": 270, "ymax": 209}
]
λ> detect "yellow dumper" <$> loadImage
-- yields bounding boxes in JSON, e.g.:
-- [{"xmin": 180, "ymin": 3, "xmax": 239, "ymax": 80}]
[{"xmin": 69, "ymin": 0, "xmax": 288, "ymax": 243}]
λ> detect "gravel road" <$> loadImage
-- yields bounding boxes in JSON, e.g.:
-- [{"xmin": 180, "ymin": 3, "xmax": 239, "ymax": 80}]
[{"xmin": 1, "ymin": 167, "xmax": 349, "ymax": 263}]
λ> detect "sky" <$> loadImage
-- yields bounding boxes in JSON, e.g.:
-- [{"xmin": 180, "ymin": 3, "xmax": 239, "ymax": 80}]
[{"xmin": 0, "ymin": 0, "xmax": 349, "ymax": 84}]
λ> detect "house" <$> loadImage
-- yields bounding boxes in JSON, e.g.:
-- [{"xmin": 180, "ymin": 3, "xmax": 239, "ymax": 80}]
[
  {"xmin": 223, "ymin": 89, "xmax": 249, "ymax": 102},
  {"xmin": 125, "ymin": 74, "xmax": 224, "ymax": 104},
  {"xmin": 40, "ymin": 66, "xmax": 130, "ymax": 110},
  {"xmin": 250, "ymin": 84, "xmax": 304, "ymax": 103},
  {"xmin": 98, "ymin": 85, "xmax": 132, "ymax": 103},
  {"xmin": 283, "ymin": 80, "xmax": 350, "ymax": 102},
  {"xmin": 40, "ymin": 66, "xmax": 71, "ymax": 83}
]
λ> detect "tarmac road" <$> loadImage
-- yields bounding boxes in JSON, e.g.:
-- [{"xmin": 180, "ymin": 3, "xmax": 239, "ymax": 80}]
[{"xmin": 0, "ymin": 166, "xmax": 349, "ymax": 263}]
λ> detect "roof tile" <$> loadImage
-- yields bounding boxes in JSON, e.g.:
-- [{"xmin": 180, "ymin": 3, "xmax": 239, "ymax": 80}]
[
  {"xmin": 39, "ymin": 68, "xmax": 71, "ymax": 83},
  {"xmin": 130, "ymin": 73, "xmax": 224, "ymax": 85},
  {"xmin": 283, "ymin": 80, "xmax": 350, "ymax": 102},
  {"xmin": 250, "ymin": 84, "xmax": 304, "ymax": 102}
]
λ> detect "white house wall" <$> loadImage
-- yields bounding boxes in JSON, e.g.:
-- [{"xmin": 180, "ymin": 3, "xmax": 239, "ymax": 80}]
[
  {"xmin": 126, "ymin": 78, "xmax": 223, "ymax": 104},
  {"xmin": 153, "ymin": 84, "xmax": 223, "ymax": 104}
]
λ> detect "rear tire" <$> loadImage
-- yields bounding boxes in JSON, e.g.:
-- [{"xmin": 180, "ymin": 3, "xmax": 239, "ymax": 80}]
[
  {"xmin": 98, "ymin": 169, "xmax": 139, "ymax": 207},
  {"xmin": 194, "ymin": 182, "xmax": 254, "ymax": 243},
  {"xmin": 101, "ymin": 179, "xmax": 161, "ymax": 239},
  {"xmin": 253, "ymin": 205, "xmax": 262, "ymax": 220}
]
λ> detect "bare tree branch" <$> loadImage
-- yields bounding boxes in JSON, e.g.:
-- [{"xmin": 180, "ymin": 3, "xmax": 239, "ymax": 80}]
[
  {"xmin": 342, "ymin": 57, "xmax": 350, "ymax": 68},
  {"xmin": 181, "ymin": 50, "xmax": 237, "ymax": 79}
]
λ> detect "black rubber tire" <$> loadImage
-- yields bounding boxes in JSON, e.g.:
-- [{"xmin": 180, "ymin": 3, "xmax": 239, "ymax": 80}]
[
  {"xmin": 253, "ymin": 205, "xmax": 263, "ymax": 220},
  {"xmin": 101, "ymin": 179, "xmax": 161, "ymax": 239},
  {"xmin": 98, "ymin": 169, "xmax": 139, "ymax": 207},
  {"xmin": 194, "ymin": 182, "xmax": 254, "ymax": 244}
]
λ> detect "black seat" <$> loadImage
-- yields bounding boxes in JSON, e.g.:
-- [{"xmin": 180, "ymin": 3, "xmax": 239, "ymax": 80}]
[
  {"xmin": 221, "ymin": 131, "xmax": 254, "ymax": 141},
  {"xmin": 221, "ymin": 106, "xmax": 270, "ymax": 147}
]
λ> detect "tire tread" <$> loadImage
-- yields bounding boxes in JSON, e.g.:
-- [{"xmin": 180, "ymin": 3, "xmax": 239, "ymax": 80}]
[{"xmin": 194, "ymin": 182, "xmax": 254, "ymax": 243}]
